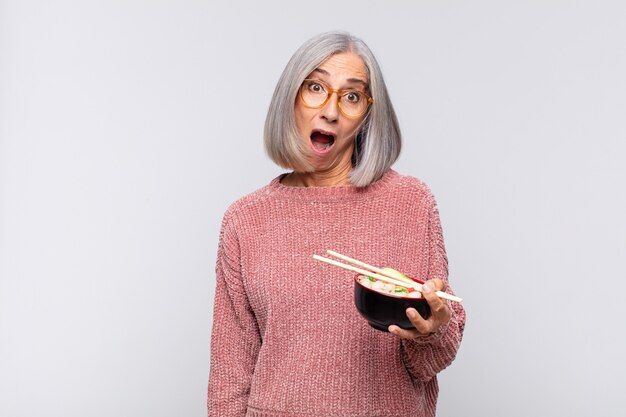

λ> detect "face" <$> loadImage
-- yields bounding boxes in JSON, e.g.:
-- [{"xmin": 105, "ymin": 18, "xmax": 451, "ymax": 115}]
[{"xmin": 294, "ymin": 52, "xmax": 370, "ymax": 174}]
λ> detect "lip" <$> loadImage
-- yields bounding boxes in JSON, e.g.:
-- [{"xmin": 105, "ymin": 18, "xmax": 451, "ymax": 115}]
[
  {"xmin": 309, "ymin": 129, "xmax": 337, "ymax": 155},
  {"xmin": 312, "ymin": 128, "xmax": 337, "ymax": 138}
]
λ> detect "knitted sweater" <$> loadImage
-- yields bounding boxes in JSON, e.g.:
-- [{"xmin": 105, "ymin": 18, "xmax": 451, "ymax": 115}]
[{"xmin": 208, "ymin": 170, "xmax": 466, "ymax": 417}]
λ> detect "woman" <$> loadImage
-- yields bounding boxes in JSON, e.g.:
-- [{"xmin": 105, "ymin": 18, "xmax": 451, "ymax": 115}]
[{"xmin": 208, "ymin": 31, "xmax": 465, "ymax": 417}]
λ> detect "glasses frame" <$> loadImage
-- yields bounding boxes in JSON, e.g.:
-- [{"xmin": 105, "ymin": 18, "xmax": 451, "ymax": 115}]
[{"xmin": 299, "ymin": 78, "xmax": 373, "ymax": 118}]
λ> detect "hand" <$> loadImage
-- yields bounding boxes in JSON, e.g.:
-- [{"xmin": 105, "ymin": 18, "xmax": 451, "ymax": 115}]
[{"xmin": 388, "ymin": 278, "xmax": 451, "ymax": 339}]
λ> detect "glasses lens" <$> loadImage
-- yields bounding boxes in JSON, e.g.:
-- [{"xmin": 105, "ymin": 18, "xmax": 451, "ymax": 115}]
[
  {"xmin": 301, "ymin": 81, "xmax": 328, "ymax": 107},
  {"xmin": 340, "ymin": 92, "xmax": 369, "ymax": 117}
]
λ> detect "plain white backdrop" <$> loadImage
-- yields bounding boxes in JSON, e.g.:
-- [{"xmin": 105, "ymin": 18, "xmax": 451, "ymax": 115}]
[{"xmin": 1, "ymin": 1, "xmax": 625, "ymax": 416}]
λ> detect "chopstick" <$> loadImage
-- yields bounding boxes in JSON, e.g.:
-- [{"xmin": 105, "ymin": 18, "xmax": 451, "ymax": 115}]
[
  {"xmin": 312, "ymin": 254, "xmax": 419, "ymax": 290},
  {"xmin": 326, "ymin": 250, "xmax": 424, "ymax": 284},
  {"xmin": 313, "ymin": 251, "xmax": 463, "ymax": 303}
]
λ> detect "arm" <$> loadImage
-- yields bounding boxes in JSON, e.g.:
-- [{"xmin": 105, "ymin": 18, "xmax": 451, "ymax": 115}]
[
  {"xmin": 207, "ymin": 215, "xmax": 262, "ymax": 416},
  {"xmin": 393, "ymin": 192, "xmax": 466, "ymax": 382}
]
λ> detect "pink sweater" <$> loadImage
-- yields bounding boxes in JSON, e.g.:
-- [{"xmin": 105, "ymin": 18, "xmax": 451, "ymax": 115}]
[{"xmin": 208, "ymin": 170, "xmax": 466, "ymax": 417}]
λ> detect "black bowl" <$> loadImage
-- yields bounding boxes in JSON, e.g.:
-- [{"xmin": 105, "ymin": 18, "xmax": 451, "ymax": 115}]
[{"xmin": 354, "ymin": 275, "xmax": 431, "ymax": 332}]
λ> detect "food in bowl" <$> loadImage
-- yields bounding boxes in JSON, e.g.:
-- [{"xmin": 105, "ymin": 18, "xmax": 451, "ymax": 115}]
[
  {"xmin": 354, "ymin": 272, "xmax": 431, "ymax": 332},
  {"xmin": 357, "ymin": 275, "xmax": 424, "ymax": 298}
]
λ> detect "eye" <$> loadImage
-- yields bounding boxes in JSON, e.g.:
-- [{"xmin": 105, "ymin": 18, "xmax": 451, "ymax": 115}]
[
  {"xmin": 306, "ymin": 81, "xmax": 326, "ymax": 94},
  {"xmin": 343, "ymin": 91, "xmax": 362, "ymax": 104}
]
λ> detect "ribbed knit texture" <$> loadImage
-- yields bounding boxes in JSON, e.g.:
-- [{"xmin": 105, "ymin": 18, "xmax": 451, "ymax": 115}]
[{"xmin": 208, "ymin": 170, "xmax": 466, "ymax": 417}]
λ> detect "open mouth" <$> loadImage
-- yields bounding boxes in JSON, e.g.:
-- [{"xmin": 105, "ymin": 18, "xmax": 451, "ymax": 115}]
[{"xmin": 310, "ymin": 130, "xmax": 336, "ymax": 153}]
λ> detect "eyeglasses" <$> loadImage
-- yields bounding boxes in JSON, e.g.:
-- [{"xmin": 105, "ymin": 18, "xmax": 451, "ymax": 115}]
[{"xmin": 299, "ymin": 79, "xmax": 373, "ymax": 118}]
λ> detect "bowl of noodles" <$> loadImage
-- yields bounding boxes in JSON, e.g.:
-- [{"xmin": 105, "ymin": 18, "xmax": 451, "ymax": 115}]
[{"xmin": 354, "ymin": 273, "xmax": 431, "ymax": 332}]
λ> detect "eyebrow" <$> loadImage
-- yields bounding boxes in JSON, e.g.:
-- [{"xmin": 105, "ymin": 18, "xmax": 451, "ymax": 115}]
[{"xmin": 311, "ymin": 68, "xmax": 368, "ymax": 87}]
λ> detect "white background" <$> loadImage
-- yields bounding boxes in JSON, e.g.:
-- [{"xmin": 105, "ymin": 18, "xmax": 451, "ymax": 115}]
[{"xmin": 1, "ymin": 1, "xmax": 625, "ymax": 416}]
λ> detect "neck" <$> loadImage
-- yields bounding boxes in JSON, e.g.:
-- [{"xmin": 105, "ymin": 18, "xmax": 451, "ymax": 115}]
[{"xmin": 283, "ymin": 164, "xmax": 353, "ymax": 187}]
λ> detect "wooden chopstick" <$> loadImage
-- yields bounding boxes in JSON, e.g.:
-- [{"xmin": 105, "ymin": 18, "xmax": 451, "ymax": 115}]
[
  {"xmin": 313, "ymin": 255, "xmax": 418, "ymax": 290},
  {"xmin": 326, "ymin": 250, "xmax": 462, "ymax": 303},
  {"xmin": 314, "ymin": 251, "xmax": 463, "ymax": 303},
  {"xmin": 326, "ymin": 250, "xmax": 423, "ymax": 283}
]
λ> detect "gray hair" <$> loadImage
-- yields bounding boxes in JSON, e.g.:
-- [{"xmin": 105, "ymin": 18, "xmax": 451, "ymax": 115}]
[{"xmin": 263, "ymin": 31, "xmax": 401, "ymax": 187}]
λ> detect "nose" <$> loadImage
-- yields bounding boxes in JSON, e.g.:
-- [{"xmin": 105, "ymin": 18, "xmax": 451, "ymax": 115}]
[{"xmin": 320, "ymin": 91, "xmax": 340, "ymax": 122}]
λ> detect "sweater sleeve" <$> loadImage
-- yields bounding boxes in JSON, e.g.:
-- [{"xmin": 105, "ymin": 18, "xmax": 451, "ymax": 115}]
[
  {"xmin": 207, "ymin": 214, "xmax": 262, "ymax": 416},
  {"xmin": 400, "ymin": 191, "xmax": 466, "ymax": 383}
]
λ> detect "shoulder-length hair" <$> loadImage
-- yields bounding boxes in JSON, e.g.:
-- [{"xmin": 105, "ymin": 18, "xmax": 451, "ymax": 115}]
[{"xmin": 263, "ymin": 31, "xmax": 401, "ymax": 187}]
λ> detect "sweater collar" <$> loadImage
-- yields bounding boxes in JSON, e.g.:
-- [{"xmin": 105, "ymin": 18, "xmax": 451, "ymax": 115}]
[{"xmin": 267, "ymin": 169, "xmax": 399, "ymax": 202}]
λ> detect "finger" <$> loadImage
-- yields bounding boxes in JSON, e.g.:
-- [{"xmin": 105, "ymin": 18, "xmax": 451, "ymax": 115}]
[
  {"xmin": 405, "ymin": 307, "xmax": 434, "ymax": 334},
  {"xmin": 422, "ymin": 280, "xmax": 451, "ymax": 325},
  {"xmin": 426, "ymin": 278, "xmax": 445, "ymax": 292},
  {"xmin": 388, "ymin": 324, "xmax": 421, "ymax": 339}
]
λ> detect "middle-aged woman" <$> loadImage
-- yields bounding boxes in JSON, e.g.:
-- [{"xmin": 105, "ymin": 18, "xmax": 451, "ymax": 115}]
[{"xmin": 208, "ymin": 31, "xmax": 466, "ymax": 417}]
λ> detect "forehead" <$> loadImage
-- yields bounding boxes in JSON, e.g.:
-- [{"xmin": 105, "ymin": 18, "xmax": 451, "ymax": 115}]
[{"xmin": 312, "ymin": 52, "xmax": 368, "ymax": 85}]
